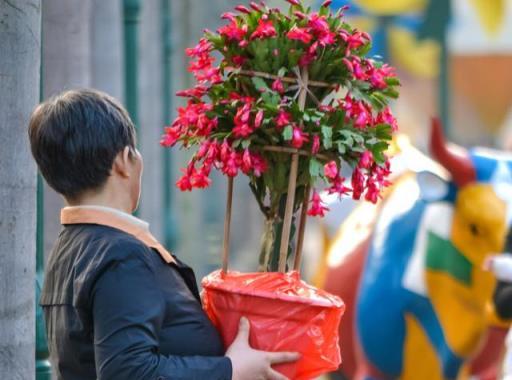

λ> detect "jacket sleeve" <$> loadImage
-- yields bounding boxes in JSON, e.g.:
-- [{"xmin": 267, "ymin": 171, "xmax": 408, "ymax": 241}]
[{"xmin": 91, "ymin": 254, "xmax": 232, "ymax": 380}]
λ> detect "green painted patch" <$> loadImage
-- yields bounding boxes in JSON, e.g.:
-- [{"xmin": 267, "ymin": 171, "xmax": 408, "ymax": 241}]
[{"xmin": 425, "ymin": 231, "xmax": 472, "ymax": 285}]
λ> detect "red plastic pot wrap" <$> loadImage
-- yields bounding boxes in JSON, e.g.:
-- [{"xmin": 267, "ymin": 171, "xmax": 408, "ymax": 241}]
[{"xmin": 202, "ymin": 270, "xmax": 345, "ymax": 380}]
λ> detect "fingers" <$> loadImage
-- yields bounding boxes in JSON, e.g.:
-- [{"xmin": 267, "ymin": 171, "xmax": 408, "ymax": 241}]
[
  {"xmin": 267, "ymin": 351, "xmax": 300, "ymax": 365},
  {"xmin": 233, "ymin": 317, "xmax": 250, "ymax": 343},
  {"xmin": 266, "ymin": 368, "xmax": 289, "ymax": 380}
]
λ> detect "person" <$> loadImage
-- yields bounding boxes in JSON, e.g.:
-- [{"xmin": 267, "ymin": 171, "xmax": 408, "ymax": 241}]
[{"xmin": 29, "ymin": 89, "xmax": 299, "ymax": 380}]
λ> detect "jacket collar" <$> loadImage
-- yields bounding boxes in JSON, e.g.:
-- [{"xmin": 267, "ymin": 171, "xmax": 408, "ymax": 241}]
[{"xmin": 61, "ymin": 205, "xmax": 176, "ymax": 265}]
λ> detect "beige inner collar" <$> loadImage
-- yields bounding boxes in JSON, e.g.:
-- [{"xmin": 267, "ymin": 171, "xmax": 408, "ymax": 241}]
[{"xmin": 61, "ymin": 206, "xmax": 176, "ymax": 265}]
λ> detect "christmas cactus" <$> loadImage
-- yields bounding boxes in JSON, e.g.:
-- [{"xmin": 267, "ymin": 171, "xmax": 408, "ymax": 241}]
[{"xmin": 161, "ymin": 0, "xmax": 400, "ymax": 271}]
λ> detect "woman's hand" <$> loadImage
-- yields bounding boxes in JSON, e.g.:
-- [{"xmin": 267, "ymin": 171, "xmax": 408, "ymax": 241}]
[{"xmin": 226, "ymin": 317, "xmax": 300, "ymax": 380}]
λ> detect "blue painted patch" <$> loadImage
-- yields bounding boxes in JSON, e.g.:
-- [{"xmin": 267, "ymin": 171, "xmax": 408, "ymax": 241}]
[
  {"xmin": 356, "ymin": 199, "xmax": 426, "ymax": 375},
  {"xmin": 356, "ymin": 193, "xmax": 463, "ymax": 378},
  {"xmin": 470, "ymin": 149, "xmax": 512, "ymax": 182}
]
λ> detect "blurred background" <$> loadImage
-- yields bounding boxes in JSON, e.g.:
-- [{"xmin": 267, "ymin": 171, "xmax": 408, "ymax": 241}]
[
  {"xmin": 3, "ymin": 0, "xmax": 511, "ymax": 378},
  {"xmin": 37, "ymin": 0, "xmax": 512, "ymax": 284}
]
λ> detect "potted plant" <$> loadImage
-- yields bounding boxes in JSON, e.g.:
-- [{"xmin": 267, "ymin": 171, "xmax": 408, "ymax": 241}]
[{"xmin": 161, "ymin": 1, "xmax": 400, "ymax": 378}]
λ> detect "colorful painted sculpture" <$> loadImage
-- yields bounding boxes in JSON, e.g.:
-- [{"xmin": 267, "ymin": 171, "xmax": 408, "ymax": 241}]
[{"xmin": 320, "ymin": 119, "xmax": 511, "ymax": 380}]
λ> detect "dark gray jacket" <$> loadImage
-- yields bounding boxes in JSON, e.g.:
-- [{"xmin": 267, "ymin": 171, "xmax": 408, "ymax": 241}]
[{"xmin": 40, "ymin": 224, "xmax": 232, "ymax": 380}]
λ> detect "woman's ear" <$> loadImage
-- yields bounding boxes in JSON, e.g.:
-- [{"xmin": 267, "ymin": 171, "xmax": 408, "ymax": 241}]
[{"xmin": 112, "ymin": 146, "xmax": 132, "ymax": 178}]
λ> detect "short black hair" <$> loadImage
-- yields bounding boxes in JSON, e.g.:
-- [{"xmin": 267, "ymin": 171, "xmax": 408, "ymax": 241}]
[{"xmin": 28, "ymin": 89, "xmax": 136, "ymax": 200}]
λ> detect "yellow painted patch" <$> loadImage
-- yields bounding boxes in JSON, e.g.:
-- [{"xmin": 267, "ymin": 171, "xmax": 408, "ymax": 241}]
[
  {"xmin": 355, "ymin": 0, "xmax": 426, "ymax": 15},
  {"xmin": 389, "ymin": 27, "xmax": 439, "ymax": 78},
  {"xmin": 425, "ymin": 183, "xmax": 506, "ymax": 356},
  {"xmin": 401, "ymin": 314, "xmax": 443, "ymax": 380},
  {"xmin": 426, "ymin": 270, "xmax": 491, "ymax": 357},
  {"xmin": 470, "ymin": 0, "xmax": 506, "ymax": 37}
]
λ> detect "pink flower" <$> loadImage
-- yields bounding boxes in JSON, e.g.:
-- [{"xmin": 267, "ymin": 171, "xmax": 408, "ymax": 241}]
[
  {"xmin": 176, "ymin": 168, "xmax": 193, "ymax": 191},
  {"xmin": 375, "ymin": 107, "xmax": 398, "ymax": 132},
  {"xmin": 234, "ymin": 5, "xmax": 251, "ymax": 14},
  {"xmin": 351, "ymin": 167, "xmax": 365, "ymax": 200},
  {"xmin": 241, "ymin": 149, "xmax": 253, "ymax": 174},
  {"xmin": 341, "ymin": 95, "xmax": 372, "ymax": 129},
  {"xmin": 324, "ymin": 161, "xmax": 338, "ymax": 179},
  {"xmin": 286, "ymin": 0, "xmax": 301, "ymax": 5},
  {"xmin": 160, "ymin": 126, "xmax": 181, "ymax": 147},
  {"xmin": 188, "ymin": 55, "xmax": 215, "ymax": 73},
  {"xmin": 340, "ymin": 30, "xmax": 370, "ymax": 55},
  {"xmin": 197, "ymin": 140, "xmax": 212, "ymax": 159},
  {"xmin": 365, "ymin": 179, "xmax": 380, "ymax": 203},
  {"xmin": 222, "ymin": 152, "xmax": 239, "ymax": 177},
  {"xmin": 251, "ymin": 19, "xmax": 277, "ymax": 39},
  {"xmin": 307, "ymin": 191, "xmax": 329, "ymax": 217},
  {"xmin": 368, "ymin": 63, "xmax": 395, "ymax": 89},
  {"xmin": 287, "ymin": 26, "xmax": 313, "ymax": 43},
  {"xmin": 250, "ymin": 1, "xmax": 262, "ymax": 11},
  {"xmin": 299, "ymin": 51, "xmax": 316, "ymax": 67},
  {"xmin": 291, "ymin": 126, "xmax": 309, "ymax": 148},
  {"xmin": 312, "ymin": 135, "xmax": 320, "ymax": 154},
  {"xmin": 251, "ymin": 153, "xmax": 268, "ymax": 177},
  {"xmin": 232, "ymin": 55, "xmax": 247, "ymax": 66},
  {"xmin": 359, "ymin": 150, "xmax": 373, "ymax": 169},
  {"xmin": 185, "ymin": 38, "xmax": 213, "ymax": 57},
  {"xmin": 254, "ymin": 110, "xmax": 264, "ymax": 128},
  {"xmin": 176, "ymin": 85, "xmax": 209, "ymax": 98},
  {"xmin": 191, "ymin": 167, "xmax": 212, "ymax": 189},
  {"xmin": 221, "ymin": 12, "xmax": 237, "ymax": 22},
  {"xmin": 321, "ymin": 0, "xmax": 332, "ymax": 7},
  {"xmin": 218, "ymin": 21, "xmax": 248, "ymax": 41},
  {"xmin": 220, "ymin": 140, "xmax": 232, "ymax": 161},
  {"xmin": 342, "ymin": 56, "xmax": 367, "ymax": 80},
  {"xmin": 294, "ymin": 11, "xmax": 307, "ymax": 19},
  {"xmin": 308, "ymin": 13, "xmax": 329, "ymax": 34},
  {"xmin": 327, "ymin": 176, "xmax": 350, "ymax": 196},
  {"xmin": 194, "ymin": 66, "xmax": 222, "ymax": 84},
  {"xmin": 272, "ymin": 78, "xmax": 285, "ymax": 94},
  {"xmin": 233, "ymin": 123, "xmax": 253, "ymax": 137},
  {"xmin": 318, "ymin": 31, "xmax": 336, "ymax": 46},
  {"xmin": 275, "ymin": 110, "xmax": 292, "ymax": 129}
]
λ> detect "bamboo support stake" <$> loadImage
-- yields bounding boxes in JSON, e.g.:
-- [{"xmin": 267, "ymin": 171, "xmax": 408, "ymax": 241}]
[
  {"xmin": 221, "ymin": 176, "xmax": 234, "ymax": 273},
  {"xmin": 262, "ymin": 145, "xmax": 330, "ymax": 161},
  {"xmin": 293, "ymin": 185, "xmax": 311, "ymax": 271},
  {"xmin": 232, "ymin": 68, "xmax": 337, "ymax": 89},
  {"xmin": 278, "ymin": 69, "xmax": 309, "ymax": 273}
]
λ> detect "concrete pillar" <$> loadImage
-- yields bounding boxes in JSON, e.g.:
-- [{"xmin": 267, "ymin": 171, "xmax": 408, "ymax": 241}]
[
  {"xmin": 91, "ymin": 0, "xmax": 123, "ymax": 99},
  {"xmin": 138, "ymin": 1, "xmax": 164, "ymax": 240},
  {"xmin": 42, "ymin": 0, "xmax": 92, "ymax": 258},
  {"xmin": 0, "ymin": 0, "xmax": 41, "ymax": 377}
]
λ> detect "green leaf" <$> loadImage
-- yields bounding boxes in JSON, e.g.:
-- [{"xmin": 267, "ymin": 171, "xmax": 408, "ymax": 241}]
[
  {"xmin": 337, "ymin": 142, "xmax": 346, "ymax": 154},
  {"xmin": 252, "ymin": 77, "xmax": 269, "ymax": 92},
  {"xmin": 283, "ymin": 125, "xmax": 293, "ymax": 141},
  {"xmin": 242, "ymin": 140, "xmax": 251, "ymax": 149},
  {"xmin": 309, "ymin": 158, "xmax": 322, "ymax": 178},
  {"xmin": 262, "ymin": 91, "xmax": 280, "ymax": 107},
  {"xmin": 385, "ymin": 77, "xmax": 401, "ymax": 86},
  {"xmin": 277, "ymin": 67, "xmax": 288, "ymax": 77},
  {"xmin": 369, "ymin": 141, "xmax": 389, "ymax": 164},
  {"xmin": 375, "ymin": 123, "xmax": 392, "ymax": 140},
  {"xmin": 321, "ymin": 126, "xmax": 333, "ymax": 149}
]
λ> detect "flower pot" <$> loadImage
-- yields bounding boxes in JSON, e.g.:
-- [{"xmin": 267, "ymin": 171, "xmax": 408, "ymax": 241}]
[{"xmin": 202, "ymin": 270, "xmax": 345, "ymax": 380}]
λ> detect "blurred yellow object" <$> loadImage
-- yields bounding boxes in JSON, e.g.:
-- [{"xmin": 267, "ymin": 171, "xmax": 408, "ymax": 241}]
[
  {"xmin": 402, "ymin": 314, "xmax": 443, "ymax": 380},
  {"xmin": 389, "ymin": 26, "xmax": 440, "ymax": 78},
  {"xmin": 427, "ymin": 184, "xmax": 507, "ymax": 357},
  {"xmin": 470, "ymin": 0, "xmax": 506, "ymax": 36},
  {"xmin": 354, "ymin": 0, "xmax": 426, "ymax": 14}
]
